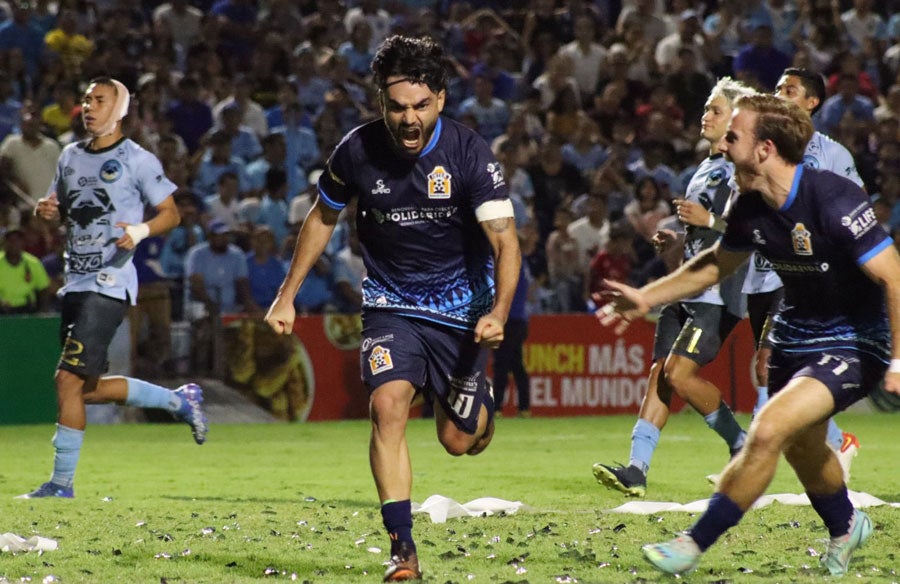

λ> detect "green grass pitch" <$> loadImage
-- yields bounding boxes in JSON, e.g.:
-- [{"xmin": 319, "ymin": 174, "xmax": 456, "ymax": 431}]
[{"xmin": 1, "ymin": 412, "xmax": 898, "ymax": 583}]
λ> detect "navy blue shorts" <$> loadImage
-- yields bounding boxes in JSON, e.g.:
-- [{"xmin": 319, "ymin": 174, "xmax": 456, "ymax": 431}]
[
  {"xmin": 360, "ymin": 311, "xmax": 490, "ymax": 434},
  {"xmin": 768, "ymin": 348, "xmax": 888, "ymax": 413},
  {"xmin": 653, "ymin": 302, "xmax": 740, "ymax": 365},
  {"xmin": 59, "ymin": 291, "xmax": 128, "ymax": 377}
]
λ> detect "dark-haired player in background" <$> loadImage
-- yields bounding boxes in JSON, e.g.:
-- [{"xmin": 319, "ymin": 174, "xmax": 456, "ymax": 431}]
[
  {"xmin": 22, "ymin": 77, "xmax": 208, "ymax": 500},
  {"xmin": 265, "ymin": 36, "xmax": 520, "ymax": 581}
]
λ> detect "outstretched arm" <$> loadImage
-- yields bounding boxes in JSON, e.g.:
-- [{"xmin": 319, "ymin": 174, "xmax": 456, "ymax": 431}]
[
  {"xmin": 596, "ymin": 243, "xmax": 750, "ymax": 333},
  {"xmin": 265, "ymin": 198, "xmax": 342, "ymax": 334}
]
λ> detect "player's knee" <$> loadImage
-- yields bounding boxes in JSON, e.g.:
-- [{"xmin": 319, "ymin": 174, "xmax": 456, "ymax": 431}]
[
  {"xmin": 662, "ymin": 357, "xmax": 695, "ymax": 394},
  {"xmin": 437, "ymin": 428, "xmax": 470, "ymax": 456},
  {"xmin": 54, "ymin": 369, "xmax": 84, "ymax": 399},
  {"xmin": 369, "ymin": 389, "xmax": 410, "ymax": 430},
  {"xmin": 746, "ymin": 414, "xmax": 785, "ymax": 455}
]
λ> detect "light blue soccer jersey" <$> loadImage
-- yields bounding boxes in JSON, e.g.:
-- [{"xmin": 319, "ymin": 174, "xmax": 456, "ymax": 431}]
[
  {"xmin": 680, "ymin": 154, "xmax": 733, "ymax": 305},
  {"xmin": 50, "ymin": 138, "xmax": 176, "ymax": 304},
  {"xmin": 742, "ymin": 131, "xmax": 864, "ymax": 294}
]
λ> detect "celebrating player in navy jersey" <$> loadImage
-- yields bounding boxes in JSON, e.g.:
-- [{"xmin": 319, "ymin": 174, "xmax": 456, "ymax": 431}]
[
  {"xmin": 742, "ymin": 67, "xmax": 866, "ymax": 481},
  {"xmin": 598, "ymin": 94, "xmax": 900, "ymax": 577},
  {"xmin": 20, "ymin": 78, "xmax": 208, "ymax": 500},
  {"xmin": 265, "ymin": 36, "xmax": 520, "ymax": 581},
  {"xmin": 591, "ymin": 78, "xmax": 756, "ymax": 498}
]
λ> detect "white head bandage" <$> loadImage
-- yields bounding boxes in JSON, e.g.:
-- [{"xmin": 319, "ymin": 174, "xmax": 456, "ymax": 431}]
[{"xmin": 90, "ymin": 78, "xmax": 131, "ymax": 137}]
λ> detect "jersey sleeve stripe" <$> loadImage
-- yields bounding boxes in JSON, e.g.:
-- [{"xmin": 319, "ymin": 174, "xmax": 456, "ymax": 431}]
[
  {"xmin": 856, "ymin": 237, "xmax": 893, "ymax": 266},
  {"xmin": 317, "ymin": 186, "xmax": 346, "ymax": 211}
]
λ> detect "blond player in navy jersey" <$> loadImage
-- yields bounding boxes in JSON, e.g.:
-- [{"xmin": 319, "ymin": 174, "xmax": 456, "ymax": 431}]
[
  {"xmin": 265, "ymin": 37, "xmax": 520, "ymax": 582},
  {"xmin": 20, "ymin": 78, "xmax": 207, "ymax": 500},
  {"xmin": 744, "ymin": 68, "xmax": 867, "ymax": 481},
  {"xmin": 599, "ymin": 94, "xmax": 900, "ymax": 578}
]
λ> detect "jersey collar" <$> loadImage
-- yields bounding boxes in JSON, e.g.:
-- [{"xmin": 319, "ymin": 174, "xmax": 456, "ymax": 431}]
[
  {"xmin": 781, "ymin": 164, "xmax": 804, "ymax": 211},
  {"xmin": 419, "ymin": 117, "xmax": 443, "ymax": 158}
]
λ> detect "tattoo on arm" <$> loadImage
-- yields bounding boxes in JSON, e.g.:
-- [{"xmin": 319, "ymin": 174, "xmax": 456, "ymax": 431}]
[{"xmin": 486, "ymin": 217, "xmax": 511, "ymax": 233}]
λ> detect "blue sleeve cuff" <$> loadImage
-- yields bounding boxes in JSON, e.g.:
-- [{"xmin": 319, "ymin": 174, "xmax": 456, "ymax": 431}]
[
  {"xmin": 318, "ymin": 186, "xmax": 345, "ymax": 211},
  {"xmin": 857, "ymin": 237, "xmax": 893, "ymax": 265}
]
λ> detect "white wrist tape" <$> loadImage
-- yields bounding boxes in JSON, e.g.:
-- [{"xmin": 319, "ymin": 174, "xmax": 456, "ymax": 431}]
[
  {"xmin": 125, "ymin": 222, "xmax": 150, "ymax": 245},
  {"xmin": 889, "ymin": 359, "xmax": 900, "ymax": 374},
  {"xmin": 707, "ymin": 213, "xmax": 716, "ymax": 228}
]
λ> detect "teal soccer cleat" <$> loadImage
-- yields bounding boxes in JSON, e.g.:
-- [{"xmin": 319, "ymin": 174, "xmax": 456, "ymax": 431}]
[
  {"xmin": 642, "ymin": 534, "xmax": 702, "ymax": 575},
  {"xmin": 821, "ymin": 509, "xmax": 873, "ymax": 576}
]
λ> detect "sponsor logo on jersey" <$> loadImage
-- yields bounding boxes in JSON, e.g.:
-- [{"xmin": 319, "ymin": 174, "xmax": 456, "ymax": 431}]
[
  {"xmin": 100, "ymin": 159, "xmax": 123, "ymax": 183},
  {"xmin": 705, "ymin": 168, "xmax": 725, "ymax": 188},
  {"xmin": 64, "ymin": 166, "xmax": 75, "ymax": 177},
  {"xmin": 841, "ymin": 206, "xmax": 877, "ymax": 239},
  {"xmin": 752, "ymin": 229, "xmax": 766, "ymax": 245},
  {"xmin": 486, "ymin": 162, "xmax": 505, "ymax": 189},
  {"xmin": 78, "ymin": 176, "xmax": 98, "ymax": 187},
  {"xmin": 361, "ymin": 334, "xmax": 394, "ymax": 352},
  {"xmin": 368, "ymin": 345, "xmax": 393, "ymax": 374},
  {"xmin": 69, "ymin": 252, "xmax": 103, "ymax": 274},
  {"xmin": 801, "ymin": 155, "xmax": 820, "ymax": 169},
  {"xmin": 370, "ymin": 206, "xmax": 457, "ymax": 225},
  {"xmin": 791, "ymin": 222, "xmax": 813, "ymax": 256},
  {"xmin": 770, "ymin": 259, "xmax": 829, "ymax": 273},
  {"xmin": 371, "ymin": 179, "xmax": 391, "ymax": 195},
  {"xmin": 427, "ymin": 166, "xmax": 452, "ymax": 198}
]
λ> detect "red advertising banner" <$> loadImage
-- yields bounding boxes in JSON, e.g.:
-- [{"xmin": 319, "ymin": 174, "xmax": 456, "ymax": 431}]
[
  {"xmin": 226, "ymin": 314, "xmax": 756, "ymax": 422},
  {"xmin": 494, "ymin": 314, "xmax": 756, "ymax": 417}
]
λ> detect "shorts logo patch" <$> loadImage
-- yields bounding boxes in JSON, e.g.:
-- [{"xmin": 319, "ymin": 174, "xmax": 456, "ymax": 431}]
[
  {"xmin": 368, "ymin": 345, "xmax": 393, "ymax": 374},
  {"xmin": 427, "ymin": 166, "xmax": 452, "ymax": 199}
]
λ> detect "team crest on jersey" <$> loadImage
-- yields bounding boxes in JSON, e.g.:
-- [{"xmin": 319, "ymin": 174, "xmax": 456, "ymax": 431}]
[
  {"xmin": 427, "ymin": 166, "xmax": 452, "ymax": 199},
  {"xmin": 705, "ymin": 168, "xmax": 726, "ymax": 188},
  {"xmin": 791, "ymin": 223, "xmax": 813, "ymax": 256},
  {"xmin": 801, "ymin": 155, "xmax": 820, "ymax": 169},
  {"xmin": 100, "ymin": 159, "xmax": 123, "ymax": 183},
  {"xmin": 368, "ymin": 345, "xmax": 393, "ymax": 374}
]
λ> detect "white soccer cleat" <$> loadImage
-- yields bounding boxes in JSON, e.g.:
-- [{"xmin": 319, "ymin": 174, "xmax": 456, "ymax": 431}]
[{"xmin": 832, "ymin": 432, "xmax": 859, "ymax": 484}]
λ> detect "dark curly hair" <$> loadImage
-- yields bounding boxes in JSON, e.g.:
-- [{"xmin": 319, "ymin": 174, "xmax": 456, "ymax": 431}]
[{"xmin": 371, "ymin": 35, "xmax": 449, "ymax": 94}]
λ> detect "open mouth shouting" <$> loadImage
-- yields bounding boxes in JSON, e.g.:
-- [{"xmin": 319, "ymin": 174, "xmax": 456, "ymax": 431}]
[{"xmin": 398, "ymin": 125, "xmax": 422, "ymax": 152}]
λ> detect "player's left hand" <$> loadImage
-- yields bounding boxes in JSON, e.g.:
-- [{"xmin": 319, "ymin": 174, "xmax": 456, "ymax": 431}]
[
  {"xmin": 592, "ymin": 279, "xmax": 651, "ymax": 335},
  {"xmin": 674, "ymin": 198, "xmax": 710, "ymax": 228},
  {"xmin": 474, "ymin": 313, "xmax": 505, "ymax": 349},
  {"xmin": 114, "ymin": 222, "xmax": 148, "ymax": 250}
]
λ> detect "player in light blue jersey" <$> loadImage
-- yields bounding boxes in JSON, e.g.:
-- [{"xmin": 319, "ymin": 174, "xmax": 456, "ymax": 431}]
[
  {"xmin": 599, "ymin": 95, "xmax": 900, "ymax": 578},
  {"xmin": 19, "ymin": 78, "xmax": 208, "ymax": 500},
  {"xmin": 742, "ymin": 68, "xmax": 866, "ymax": 481},
  {"xmin": 265, "ymin": 37, "xmax": 520, "ymax": 581},
  {"xmin": 592, "ymin": 78, "xmax": 756, "ymax": 497}
]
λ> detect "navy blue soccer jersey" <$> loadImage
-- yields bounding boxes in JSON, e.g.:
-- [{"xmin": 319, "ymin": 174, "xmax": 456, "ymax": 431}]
[
  {"xmin": 721, "ymin": 166, "xmax": 892, "ymax": 360},
  {"xmin": 317, "ymin": 116, "xmax": 510, "ymax": 329}
]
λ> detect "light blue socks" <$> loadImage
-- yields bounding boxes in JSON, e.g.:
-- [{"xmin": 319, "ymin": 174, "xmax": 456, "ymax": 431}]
[
  {"xmin": 50, "ymin": 424, "xmax": 84, "ymax": 488},
  {"xmin": 124, "ymin": 378, "xmax": 181, "ymax": 411},
  {"xmin": 753, "ymin": 385, "xmax": 769, "ymax": 416},
  {"xmin": 826, "ymin": 419, "xmax": 843, "ymax": 450},
  {"xmin": 704, "ymin": 401, "xmax": 746, "ymax": 452},
  {"xmin": 629, "ymin": 418, "xmax": 660, "ymax": 474}
]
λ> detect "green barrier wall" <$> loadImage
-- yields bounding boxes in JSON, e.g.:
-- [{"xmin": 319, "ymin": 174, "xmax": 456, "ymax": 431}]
[{"xmin": 0, "ymin": 315, "xmax": 59, "ymax": 424}]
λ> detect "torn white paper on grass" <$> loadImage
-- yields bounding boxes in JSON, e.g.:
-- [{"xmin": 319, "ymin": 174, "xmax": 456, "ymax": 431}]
[
  {"xmin": 607, "ymin": 490, "xmax": 900, "ymax": 514},
  {"xmin": 0, "ymin": 533, "xmax": 58, "ymax": 552},
  {"xmin": 412, "ymin": 495, "xmax": 530, "ymax": 523}
]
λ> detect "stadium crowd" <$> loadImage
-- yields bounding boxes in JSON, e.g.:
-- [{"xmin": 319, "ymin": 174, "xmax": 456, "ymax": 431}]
[{"xmin": 1, "ymin": 0, "xmax": 899, "ymax": 364}]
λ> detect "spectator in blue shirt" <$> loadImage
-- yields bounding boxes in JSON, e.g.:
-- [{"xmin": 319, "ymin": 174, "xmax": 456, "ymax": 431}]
[
  {"xmin": 166, "ymin": 76, "xmax": 214, "ymax": 153},
  {"xmin": 0, "ymin": 1, "xmax": 44, "ymax": 77},
  {"xmin": 818, "ymin": 72, "xmax": 876, "ymax": 136},
  {"xmin": 192, "ymin": 129, "xmax": 248, "ymax": 198},
  {"xmin": 0, "ymin": 72, "xmax": 22, "ymax": 140},
  {"xmin": 246, "ymin": 226, "xmax": 286, "ymax": 308},
  {"xmin": 733, "ymin": 23, "xmax": 792, "ymax": 91},
  {"xmin": 218, "ymin": 102, "xmax": 262, "ymax": 163},
  {"xmin": 255, "ymin": 167, "xmax": 290, "ymax": 248},
  {"xmin": 337, "ymin": 21, "xmax": 375, "ymax": 81}
]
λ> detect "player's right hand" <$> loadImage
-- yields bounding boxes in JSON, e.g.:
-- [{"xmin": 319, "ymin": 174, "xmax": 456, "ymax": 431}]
[
  {"xmin": 592, "ymin": 280, "xmax": 651, "ymax": 335},
  {"xmin": 34, "ymin": 192, "xmax": 60, "ymax": 222},
  {"xmin": 652, "ymin": 229, "xmax": 677, "ymax": 253},
  {"xmin": 265, "ymin": 298, "xmax": 296, "ymax": 335}
]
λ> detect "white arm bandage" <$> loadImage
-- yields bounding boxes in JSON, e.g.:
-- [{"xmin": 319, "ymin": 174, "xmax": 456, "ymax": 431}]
[
  {"xmin": 125, "ymin": 222, "xmax": 150, "ymax": 246},
  {"xmin": 475, "ymin": 199, "xmax": 515, "ymax": 223}
]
